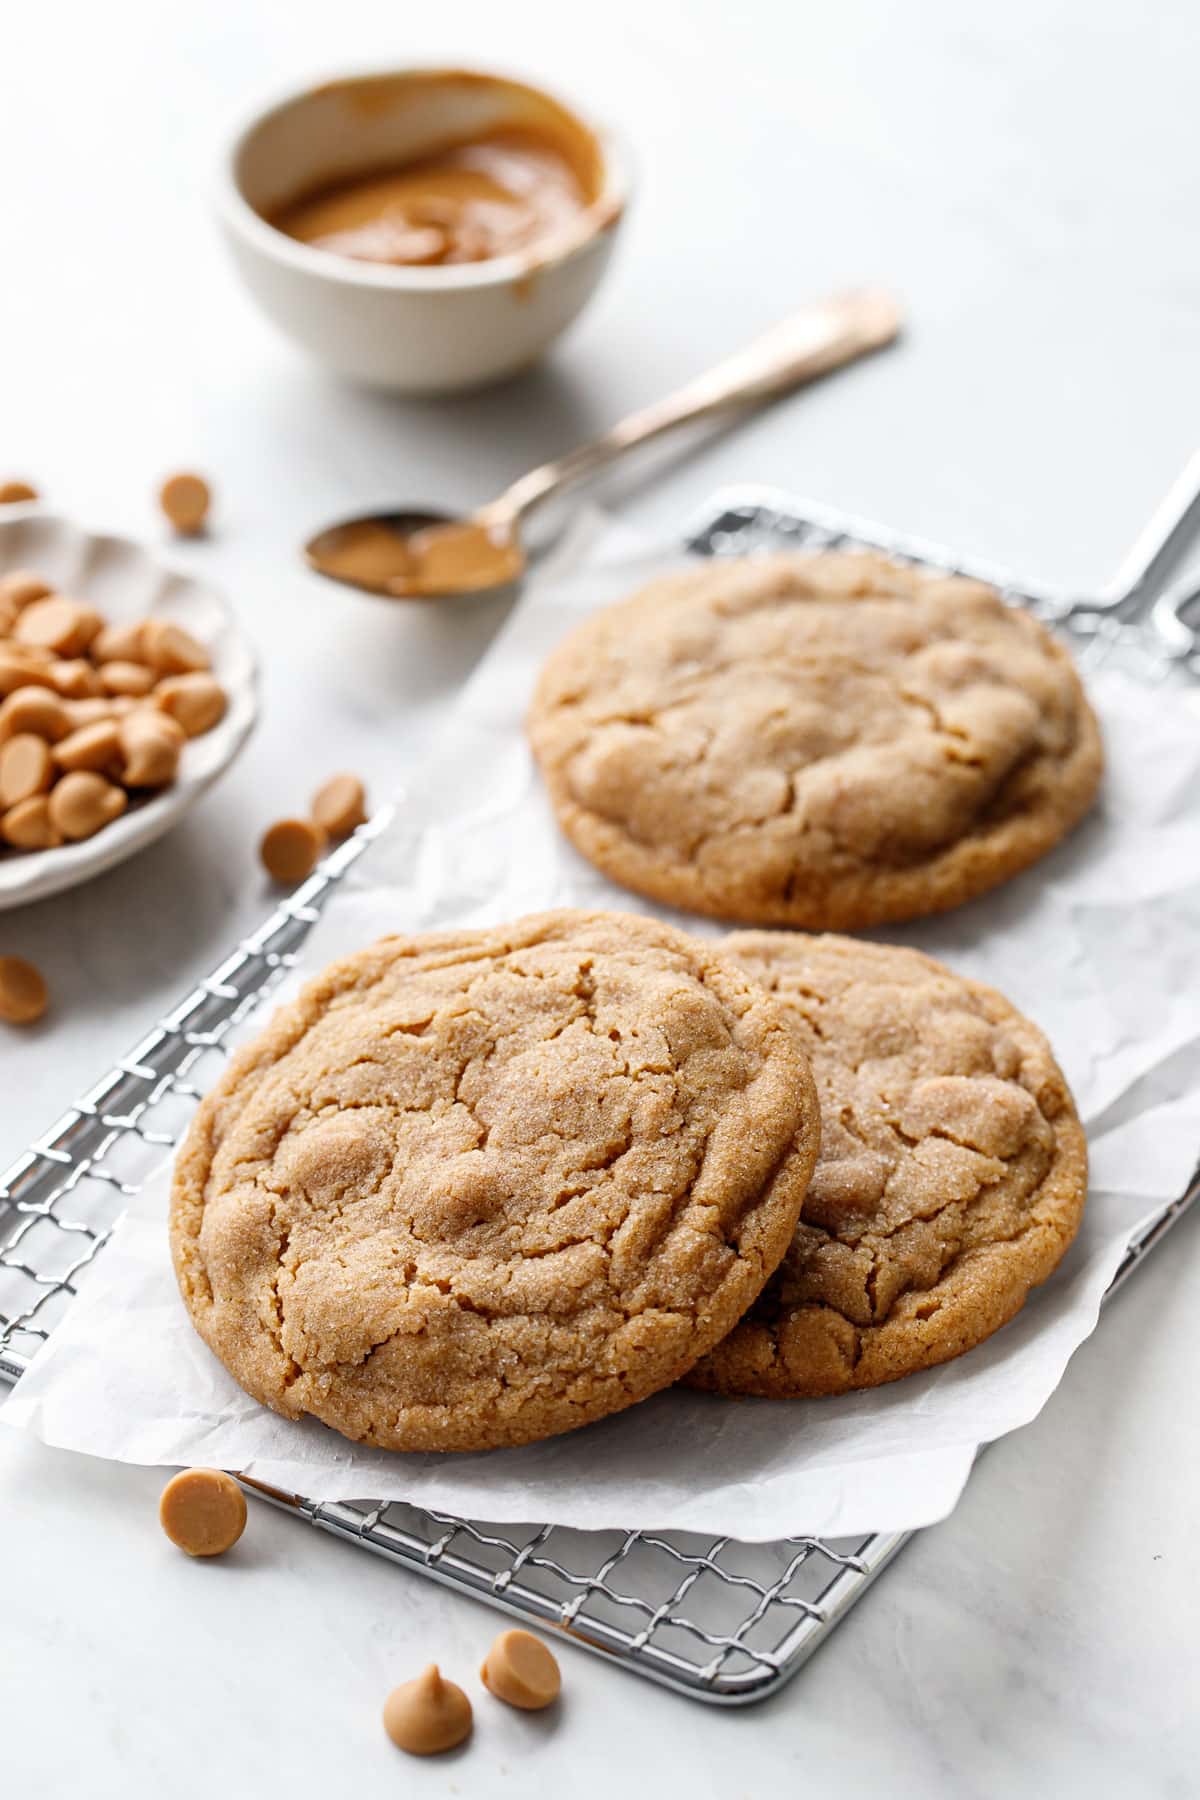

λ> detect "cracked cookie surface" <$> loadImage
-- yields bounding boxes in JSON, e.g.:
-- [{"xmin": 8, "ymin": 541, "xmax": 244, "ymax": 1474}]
[
  {"xmin": 527, "ymin": 552, "xmax": 1103, "ymax": 929},
  {"xmin": 685, "ymin": 931, "xmax": 1087, "ymax": 1396},
  {"xmin": 170, "ymin": 910, "xmax": 820, "ymax": 1451}
]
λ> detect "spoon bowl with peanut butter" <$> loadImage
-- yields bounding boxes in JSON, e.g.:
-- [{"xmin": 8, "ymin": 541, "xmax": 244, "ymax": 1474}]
[
  {"xmin": 306, "ymin": 509, "xmax": 525, "ymax": 600},
  {"xmin": 306, "ymin": 288, "xmax": 902, "ymax": 599}
]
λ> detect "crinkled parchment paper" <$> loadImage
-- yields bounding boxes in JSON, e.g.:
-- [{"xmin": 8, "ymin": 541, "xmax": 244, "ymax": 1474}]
[{"xmin": 7, "ymin": 517, "xmax": 1200, "ymax": 1538}]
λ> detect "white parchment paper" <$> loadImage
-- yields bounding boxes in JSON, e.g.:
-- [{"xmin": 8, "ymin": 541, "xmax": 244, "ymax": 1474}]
[{"xmin": 7, "ymin": 517, "xmax": 1200, "ymax": 1539}]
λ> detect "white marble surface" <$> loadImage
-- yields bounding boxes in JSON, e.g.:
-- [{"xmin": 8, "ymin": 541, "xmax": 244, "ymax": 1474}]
[{"xmin": 2, "ymin": 2, "xmax": 1199, "ymax": 1793}]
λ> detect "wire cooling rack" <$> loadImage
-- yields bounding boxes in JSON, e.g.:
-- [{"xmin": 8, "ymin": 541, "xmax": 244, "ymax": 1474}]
[{"xmin": 3, "ymin": 486, "xmax": 1200, "ymax": 1706}]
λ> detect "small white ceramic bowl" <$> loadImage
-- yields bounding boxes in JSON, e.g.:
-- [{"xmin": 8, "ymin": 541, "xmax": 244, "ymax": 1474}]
[
  {"xmin": 0, "ymin": 510, "xmax": 257, "ymax": 910},
  {"xmin": 217, "ymin": 67, "xmax": 631, "ymax": 394}
]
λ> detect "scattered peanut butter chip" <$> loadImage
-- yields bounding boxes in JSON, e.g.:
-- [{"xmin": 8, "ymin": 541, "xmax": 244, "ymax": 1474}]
[
  {"xmin": 155, "ymin": 671, "xmax": 226, "ymax": 737},
  {"xmin": 382, "ymin": 1666, "xmax": 473, "ymax": 1756},
  {"xmin": 54, "ymin": 718, "xmax": 123, "ymax": 775},
  {"xmin": 158, "ymin": 473, "xmax": 211, "ymax": 536},
  {"xmin": 0, "ymin": 570, "xmax": 53, "ymax": 610},
  {"xmin": 159, "ymin": 1468, "xmax": 247, "ymax": 1557},
  {"xmin": 1, "ymin": 794, "xmax": 60, "ymax": 850},
  {"xmin": 14, "ymin": 596, "xmax": 103, "ymax": 658},
  {"xmin": 48, "ymin": 769, "xmax": 127, "ymax": 840},
  {"xmin": 261, "ymin": 816, "xmax": 325, "ymax": 884},
  {"xmin": 480, "ymin": 1629, "xmax": 562, "ymax": 1710},
  {"xmin": 98, "ymin": 659, "xmax": 156, "ymax": 697},
  {"xmin": 0, "ymin": 954, "xmax": 48, "ymax": 1024},
  {"xmin": 0, "ymin": 686, "xmax": 71, "ymax": 743},
  {"xmin": 0, "ymin": 481, "xmax": 38, "ymax": 505},
  {"xmin": 312, "ymin": 771, "xmax": 367, "ymax": 840},
  {"xmin": 141, "ymin": 616, "xmax": 211, "ymax": 675},
  {"xmin": 0, "ymin": 733, "xmax": 54, "ymax": 808}
]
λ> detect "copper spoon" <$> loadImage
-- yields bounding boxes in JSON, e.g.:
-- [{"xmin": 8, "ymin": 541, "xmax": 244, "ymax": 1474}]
[{"xmin": 305, "ymin": 288, "xmax": 901, "ymax": 601}]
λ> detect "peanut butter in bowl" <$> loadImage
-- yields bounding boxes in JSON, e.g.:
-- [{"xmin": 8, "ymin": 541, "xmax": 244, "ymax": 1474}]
[{"xmin": 219, "ymin": 67, "xmax": 631, "ymax": 392}]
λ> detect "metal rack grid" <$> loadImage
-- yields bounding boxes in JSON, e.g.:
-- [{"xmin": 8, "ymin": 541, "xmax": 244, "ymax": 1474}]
[{"xmin": 2, "ymin": 487, "xmax": 1199, "ymax": 1706}]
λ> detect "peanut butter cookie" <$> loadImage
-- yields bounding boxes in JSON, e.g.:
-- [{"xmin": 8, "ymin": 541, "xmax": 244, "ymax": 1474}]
[
  {"xmin": 685, "ymin": 931, "xmax": 1087, "ymax": 1396},
  {"xmin": 170, "ymin": 910, "xmax": 820, "ymax": 1451},
  {"xmin": 528, "ymin": 553, "xmax": 1103, "ymax": 929}
]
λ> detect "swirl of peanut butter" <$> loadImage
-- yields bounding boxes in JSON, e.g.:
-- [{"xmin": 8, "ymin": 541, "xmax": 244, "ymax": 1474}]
[{"xmin": 271, "ymin": 124, "xmax": 597, "ymax": 268}]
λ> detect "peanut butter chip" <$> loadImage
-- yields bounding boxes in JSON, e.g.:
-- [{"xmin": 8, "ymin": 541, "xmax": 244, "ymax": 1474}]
[
  {"xmin": 155, "ymin": 672, "xmax": 226, "ymax": 736},
  {"xmin": 480, "ymin": 1630, "xmax": 562, "ymax": 1710},
  {"xmin": 382, "ymin": 1666, "xmax": 473, "ymax": 1756},
  {"xmin": 260, "ymin": 817, "xmax": 324, "ymax": 884},
  {"xmin": 141, "ymin": 616, "xmax": 211, "ymax": 675},
  {"xmin": 0, "ymin": 652, "xmax": 56, "ymax": 698},
  {"xmin": 311, "ymin": 771, "xmax": 367, "ymax": 840},
  {"xmin": 159, "ymin": 1468, "xmax": 247, "ymax": 1557},
  {"xmin": 0, "ymin": 734, "xmax": 54, "ymax": 807},
  {"xmin": 0, "ymin": 687, "xmax": 70, "ymax": 743},
  {"xmin": 66, "ymin": 697, "xmax": 129, "ymax": 729},
  {"xmin": 1, "ymin": 794, "xmax": 60, "ymax": 850},
  {"xmin": 49, "ymin": 658, "xmax": 103, "ymax": 699},
  {"xmin": 0, "ymin": 571, "xmax": 53, "ymax": 610},
  {"xmin": 15, "ymin": 597, "xmax": 102, "ymax": 658},
  {"xmin": 0, "ymin": 955, "xmax": 48, "ymax": 1024},
  {"xmin": 158, "ymin": 473, "xmax": 211, "ymax": 536},
  {"xmin": 92, "ymin": 619, "xmax": 148, "ymax": 665},
  {"xmin": 0, "ymin": 481, "xmax": 38, "ymax": 505},
  {"xmin": 49, "ymin": 770, "xmax": 127, "ymax": 840},
  {"xmin": 54, "ymin": 719, "xmax": 123, "ymax": 774},
  {"xmin": 99, "ymin": 659, "xmax": 155, "ymax": 697},
  {"xmin": 118, "ymin": 710, "xmax": 183, "ymax": 787}
]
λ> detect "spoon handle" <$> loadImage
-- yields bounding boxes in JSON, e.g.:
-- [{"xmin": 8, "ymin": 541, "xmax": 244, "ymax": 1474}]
[{"xmin": 497, "ymin": 288, "xmax": 901, "ymax": 522}]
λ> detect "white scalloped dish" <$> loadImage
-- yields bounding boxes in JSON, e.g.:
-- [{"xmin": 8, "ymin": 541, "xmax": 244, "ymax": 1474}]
[{"xmin": 0, "ymin": 511, "xmax": 257, "ymax": 909}]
